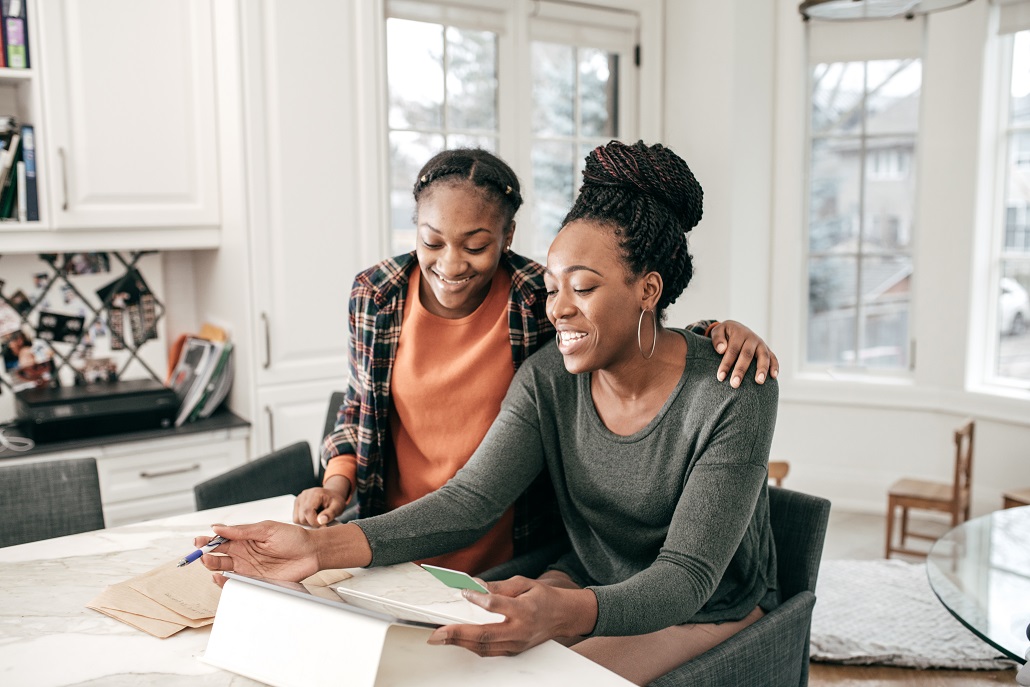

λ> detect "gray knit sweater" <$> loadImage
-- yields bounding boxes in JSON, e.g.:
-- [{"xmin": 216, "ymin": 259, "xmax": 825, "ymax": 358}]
[{"xmin": 356, "ymin": 328, "xmax": 780, "ymax": 637}]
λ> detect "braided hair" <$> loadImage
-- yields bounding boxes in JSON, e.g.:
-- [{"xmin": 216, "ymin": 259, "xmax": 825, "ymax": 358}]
[
  {"xmin": 561, "ymin": 140, "xmax": 703, "ymax": 314},
  {"xmin": 413, "ymin": 148, "xmax": 523, "ymax": 225}
]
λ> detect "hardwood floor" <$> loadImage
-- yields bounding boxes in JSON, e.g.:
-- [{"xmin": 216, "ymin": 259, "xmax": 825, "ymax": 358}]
[{"xmin": 809, "ymin": 509, "xmax": 1021, "ymax": 686}]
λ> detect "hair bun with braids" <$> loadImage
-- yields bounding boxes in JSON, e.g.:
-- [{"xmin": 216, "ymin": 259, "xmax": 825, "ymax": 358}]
[
  {"xmin": 561, "ymin": 140, "xmax": 703, "ymax": 313},
  {"xmin": 581, "ymin": 140, "xmax": 703, "ymax": 230}
]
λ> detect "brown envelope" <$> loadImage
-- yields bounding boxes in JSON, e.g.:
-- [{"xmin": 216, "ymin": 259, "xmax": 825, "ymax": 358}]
[
  {"xmin": 87, "ymin": 555, "xmax": 354, "ymax": 638},
  {"xmin": 128, "ymin": 559, "xmax": 221, "ymax": 621}
]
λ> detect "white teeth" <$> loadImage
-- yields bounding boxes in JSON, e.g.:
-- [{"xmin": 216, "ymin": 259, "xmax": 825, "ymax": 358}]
[
  {"xmin": 436, "ymin": 273, "xmax": 471, "ymax": 285},
  {"xmin": 559, "ymin": 331, "xmax": 587, "ymax": 345}
]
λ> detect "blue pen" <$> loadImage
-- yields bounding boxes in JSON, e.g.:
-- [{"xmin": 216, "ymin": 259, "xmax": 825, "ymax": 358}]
[{"xmin": 176, "ymin": 535, "xmax": 229, "ymax": 568}]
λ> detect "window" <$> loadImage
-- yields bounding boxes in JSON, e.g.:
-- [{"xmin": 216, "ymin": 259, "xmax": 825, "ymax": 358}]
[
  {"xmin": 384, "ymin": 1, "xmax": 640, "ymax": 261},
  {"xmin": 806, "ymin": 59, "xmax": 921, "ymax": 370},
  {"xmin": 385, "ymin": 13, "xmax": 501, "ymax": 255},
  {"xmin": 991, "ymin": 30, "xmax": 1030, "ymax": 382},
  {"xmin": 526, "ymin": 6, "xmax": 637, "ymax": 259}
]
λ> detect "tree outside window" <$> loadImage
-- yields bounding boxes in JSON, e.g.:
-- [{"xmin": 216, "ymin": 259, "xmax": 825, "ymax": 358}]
[{"xmin": 386, "ymin": 18, "xmax": 499, "ymax": 256}]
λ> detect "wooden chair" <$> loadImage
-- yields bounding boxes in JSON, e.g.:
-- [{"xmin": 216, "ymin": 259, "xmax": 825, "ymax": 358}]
[
  {"xmin": 1002, "ymin": 487, "xmax": 1030, "ymax": 509},
  {"xmin": 769, "ymin": 461, "xmax": 790, "ymax": 486},
  {"xmin": 885, "ymin": 419, "xmax": 974, "ymax": 559}
]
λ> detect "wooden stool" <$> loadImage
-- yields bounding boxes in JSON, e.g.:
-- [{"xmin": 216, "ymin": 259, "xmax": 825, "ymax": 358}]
[{"xmin": 1003, "ymin": 487, "xmax": 1030, "ymax": 509}]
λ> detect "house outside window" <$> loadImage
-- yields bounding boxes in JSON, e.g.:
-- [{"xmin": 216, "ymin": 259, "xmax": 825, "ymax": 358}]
[{"xmin": 806, "ymin": 59, "xmax": 921, "ymax": 370}]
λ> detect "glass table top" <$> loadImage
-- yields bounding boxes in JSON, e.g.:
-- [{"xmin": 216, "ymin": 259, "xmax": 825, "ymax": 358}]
[{"xmin": 926, "ymin": 506, "xmax": 1030, "ymax": 663}]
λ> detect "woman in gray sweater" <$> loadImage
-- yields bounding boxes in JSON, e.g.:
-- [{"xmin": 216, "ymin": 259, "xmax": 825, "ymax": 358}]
[{"xmin": 199, "ymin": 140, "xmax": 779, "ymax": 685}]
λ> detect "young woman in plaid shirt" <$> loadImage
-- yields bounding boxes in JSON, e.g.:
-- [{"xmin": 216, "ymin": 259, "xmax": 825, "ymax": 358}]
[{"xmin": 291, "ymin": 148, "xmax": 777, "ymax": 577}]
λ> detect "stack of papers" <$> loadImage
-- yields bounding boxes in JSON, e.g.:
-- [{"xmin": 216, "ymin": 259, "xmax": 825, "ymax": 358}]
[{"xmin": 87, "ymin": 561, "xmax": 353, "ymax": 639}]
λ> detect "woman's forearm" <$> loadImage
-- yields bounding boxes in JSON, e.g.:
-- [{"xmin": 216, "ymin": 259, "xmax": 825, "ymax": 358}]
[
  {"xmin": 556, "ymin": 587, "xmax": 599, "ymax": 638},
  {"xmin": 311, "ymin": 522, "xmax": 373, "ymax": 569}
]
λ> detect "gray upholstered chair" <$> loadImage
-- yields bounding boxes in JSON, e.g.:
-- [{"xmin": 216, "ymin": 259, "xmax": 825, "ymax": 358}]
[
  {"xmin": 0, "ymin": 457, "xmax": 105, "ymax": 547},
  {"xmin": 194, "ymin": 441, "xmax": 317, "ymax": 511},
  {"xmin": 650, "ymin": 486, "xmax": 832, "ymax": 687},
  {"xmin": 194, "ymin": 391, "xmax": 344, "ymax": 512}
]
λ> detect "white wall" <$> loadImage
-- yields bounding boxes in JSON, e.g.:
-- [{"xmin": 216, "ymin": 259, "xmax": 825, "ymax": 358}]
[
  {"xmin": 666, "ymin": 0, "xmax": 1030, "ymax": 515},
  {"xmin": 662, "ymin": 0, "xmax": 776, "ymax": 335}
]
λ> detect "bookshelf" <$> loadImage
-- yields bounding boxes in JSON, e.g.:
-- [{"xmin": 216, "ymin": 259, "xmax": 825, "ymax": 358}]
[
  {"xmin": 0, "ymin": 0, "xmax": 44, "ymax": 231},
  {"xmin": 0, "ymin": 0, "xmax": 222, "ymax": 251}
]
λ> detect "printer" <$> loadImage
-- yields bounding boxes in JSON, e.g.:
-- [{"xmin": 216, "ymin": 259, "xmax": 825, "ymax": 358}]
[{"xmin": 15, "ymin": 379, "xmax": 179, "ymax": 443}]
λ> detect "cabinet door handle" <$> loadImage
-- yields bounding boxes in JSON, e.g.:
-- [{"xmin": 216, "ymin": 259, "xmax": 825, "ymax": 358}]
[
  {"xmin": 58, "ymin": 147, "xmax": 69, "ymax": 211},
  {"xmin": 261, "ymin": 312, "xmax": 271, "ymax": 369},
  {"xmin": 139, "ymin": 463, "xmax": 201, "ymax": 479},
  {"xmin": 264, "ymin": 405, "xmax": 275, "ymax": 450}
]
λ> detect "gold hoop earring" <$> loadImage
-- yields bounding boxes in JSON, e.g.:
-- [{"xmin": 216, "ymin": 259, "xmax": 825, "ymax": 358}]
[{"xmin": 637, "ymin": 308, "xmax": 657, "ymax": 360}]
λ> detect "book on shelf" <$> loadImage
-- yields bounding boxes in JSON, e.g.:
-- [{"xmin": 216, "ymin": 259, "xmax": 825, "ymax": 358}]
[
  {"xmin": 0, "ymin": 132, "xmax": 19, "ymax": 219},
  {"xmin": 1, "ymin": 0, "xmax": 28, "ymax": 69},
  {"xmin": 0, "ymin": 9, "xmax": 7, "ymax": 69},
  {"xmin": 190, "ymin": 341, "xmax": 234, "ymax": 422},
  {"xmin": 20, "ymin": 123, "xmax": 36, "ymax": 220},
  {"xmin": 166, "ymin": 324, "xmax": 234, "ymax": 427},
  {"xmin": 15, "ymin": 158, "xmax": 23, "ymax": 221},
  {"xmin": 0, "ymin": 129, "xmax": 20, "ymax": 190}
]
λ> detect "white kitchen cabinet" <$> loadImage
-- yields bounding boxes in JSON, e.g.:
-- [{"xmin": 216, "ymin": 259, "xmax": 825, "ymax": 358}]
[
  {"xmin": 219, "ymin": 0, "xmax": 380, "ymax": 459},
  {"xmin": 253, "ymin": 380, "xmax": 344, "ymax": 471},
  {"xmin": 3, "ymin": 421, "xmax": 249, "ymax": 527},
  {"xmin": 96, "ymin": 429, "xmax": 247, "ymax": 526},
  {"xmin": 36, "ymin": 0, "xmax": 220, "ymax": 231}
]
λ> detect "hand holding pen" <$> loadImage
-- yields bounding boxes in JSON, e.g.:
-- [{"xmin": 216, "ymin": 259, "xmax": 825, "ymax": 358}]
[{"xmin": 177, "ymin": 534, "xmax": 229, "ymax": 567}]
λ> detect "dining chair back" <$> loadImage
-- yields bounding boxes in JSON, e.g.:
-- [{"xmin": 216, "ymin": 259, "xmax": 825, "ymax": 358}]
[
  {"xmin": 194, "ymin": 441, "xmax": 315, "ymax": 511},
  {"xmin": 885, "ymin": 419, "xmax": 974, "ymax": 559},
  {"xmin": 769, "ymin": 460, "xmax": 790, "ymax": 487},
  {"xmin": 650, "ymin": 486, "xmax": 831, "ymax": 687},
  {"xmin": 0, "ymin": 457, "xmax": 105, "ymax": 547},
  {"xmin": 194, "ymin": 391, "xmax": 346, "ymax": 512}
]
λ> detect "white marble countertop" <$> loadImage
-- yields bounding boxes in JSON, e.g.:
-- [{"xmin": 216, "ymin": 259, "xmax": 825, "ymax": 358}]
[
  {"xmin": 0, "ymin": 496, "xmax": 290, "ymax": 687},
  {"xmin": 0, "ymin": 495, "xmax": 632, "ymax": 687}
]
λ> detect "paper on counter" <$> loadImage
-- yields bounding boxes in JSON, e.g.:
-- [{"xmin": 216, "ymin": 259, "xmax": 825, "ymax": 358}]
[
  {"xmin": 87, "ymin": 557, "xmax": 355, "ymax": 639},
  {"xmin": 129, "ymin": 559, "xmax": 222, "ymax": 621}
]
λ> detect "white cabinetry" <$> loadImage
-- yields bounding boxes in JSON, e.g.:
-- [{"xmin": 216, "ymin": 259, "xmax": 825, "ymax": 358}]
[
  {"xmin": 235, "ymin": 0, "xmax": 382, "ymax": 456},
  {"xmin": 37, "ymin": 0, "xmax": 219, "ymax": 232},
  {"xmin": 9, "ymin": 423, "xmax": 248, "ymax": 527},
  {"xmin": 96, "ymin": 429, "xmax": 247, "ymax": 526}
]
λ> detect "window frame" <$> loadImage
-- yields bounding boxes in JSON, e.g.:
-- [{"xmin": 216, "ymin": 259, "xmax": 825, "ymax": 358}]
[
  {"xmin": 802, "ymin": 50, "xmax": 922, "ymax": 378},
  {"xmin": 380, "ymin": 0, "xmax": 660, "ymax": 262},
  {"xmin": 979, "ymin": 29, "xmax": 1030, "ymax": 392}
]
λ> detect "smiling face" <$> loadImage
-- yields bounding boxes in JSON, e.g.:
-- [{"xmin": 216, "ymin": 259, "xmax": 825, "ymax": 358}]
[
  {"xmin": 415, "ymin": 181, "xmax": 513, "ymax": 319},
  {"xmin": 545, "ymin": 219, "xmax": 653, "ymax": 374}
]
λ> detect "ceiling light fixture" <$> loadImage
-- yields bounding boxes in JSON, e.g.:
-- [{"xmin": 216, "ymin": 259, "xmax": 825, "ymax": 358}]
[{"xmin": 799, "ymin": 0, "xmax": 974, "ymax": 21}]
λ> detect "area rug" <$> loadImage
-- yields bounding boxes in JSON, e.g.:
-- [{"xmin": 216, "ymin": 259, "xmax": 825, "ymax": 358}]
[{"xmin": 810, "ymin": 559, "xmax": 1017, "ymax": 670}]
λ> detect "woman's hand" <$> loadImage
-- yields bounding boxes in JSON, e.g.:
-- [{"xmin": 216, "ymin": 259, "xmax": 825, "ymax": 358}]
[
  {"xmin": 426, "ymin": 576, "xmax": 597, "ymax": 657},
  {"xmin": 196, "ymin": 521, "xmax": 322, "ymax": 586},
  {"xmin": 708, "ymin": 320, "xmax": 779, "ymax": 388},
  {"xmin": 293, "ymin": 476, "xmax": 351, "ymax": 527}
]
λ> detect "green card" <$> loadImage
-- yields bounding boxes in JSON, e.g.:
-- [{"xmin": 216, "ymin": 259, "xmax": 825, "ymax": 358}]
[{"xmin": 420, "ymin": 564, "xmax": 489, "ymax": 593}]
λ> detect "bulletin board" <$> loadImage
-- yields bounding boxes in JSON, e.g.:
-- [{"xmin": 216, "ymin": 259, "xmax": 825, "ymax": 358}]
[{"xmin": 0, "ymin": 251, "xmax": 167, "ymax": 399}]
